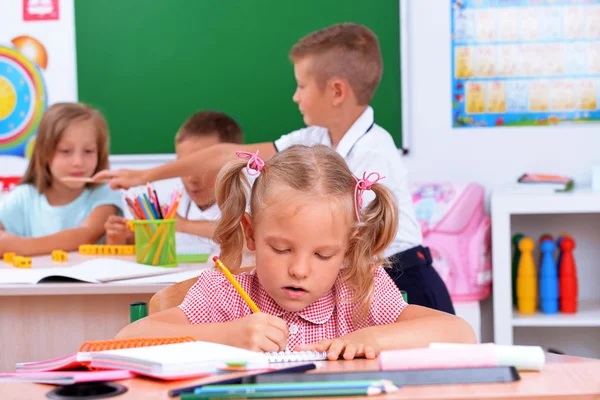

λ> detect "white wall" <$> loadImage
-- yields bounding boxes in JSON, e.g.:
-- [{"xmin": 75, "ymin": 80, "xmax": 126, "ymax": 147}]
[
  {"xmin": 403, "ymin": 1, "xmax": 600, "ymax": 190},
  {"xmin": 403, "ymin": 0, "xmax": 600, "ymax": 357}
]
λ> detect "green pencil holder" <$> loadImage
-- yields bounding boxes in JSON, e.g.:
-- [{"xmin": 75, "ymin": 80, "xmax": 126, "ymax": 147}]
[{"xmin": 133, "ymin": 219, "xmax": 177, "ymax": 267}]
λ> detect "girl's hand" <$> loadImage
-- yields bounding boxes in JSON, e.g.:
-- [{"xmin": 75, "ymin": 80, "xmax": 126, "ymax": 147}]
[
  {"xmin": 93, "ymin": 169, "xmax": 147, "ymax": 190},
  {"xmin": 296, "ymin": 336, "xmax": 380, "ymax": 360},
  {"xmin": 105, "ymin": 216, "xmax": 134, "ymax": 245},
  {"xmin": 224, "ymin": 312, "xmax": 288, "ymax": 353}
]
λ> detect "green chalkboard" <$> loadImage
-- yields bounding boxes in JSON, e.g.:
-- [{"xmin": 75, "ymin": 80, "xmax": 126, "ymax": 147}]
[{"xmin": 75, "ymin": 0, "xmax": 401, "ymax": 155}]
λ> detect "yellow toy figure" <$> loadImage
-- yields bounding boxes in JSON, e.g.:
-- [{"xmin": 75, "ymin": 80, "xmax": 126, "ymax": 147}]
[{"xmin": 517, "ymin": 237, "xmax": 537, "ymax": 314}]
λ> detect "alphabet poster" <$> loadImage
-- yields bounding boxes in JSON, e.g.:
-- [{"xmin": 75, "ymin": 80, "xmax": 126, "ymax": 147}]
[{"xmin": 451, "ymin": 0, "xmax": 600, "ymax": 128}]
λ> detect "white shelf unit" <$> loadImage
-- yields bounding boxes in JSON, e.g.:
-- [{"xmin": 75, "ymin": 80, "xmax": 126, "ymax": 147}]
[{"xmin": 491, "ymin": 190, "xmax": 600, "ymax": 346}]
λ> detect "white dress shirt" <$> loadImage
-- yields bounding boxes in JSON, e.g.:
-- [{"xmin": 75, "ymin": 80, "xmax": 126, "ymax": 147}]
[{"xmin": 274, "ymin": 106, "xmax": 422, "ymax": 257}]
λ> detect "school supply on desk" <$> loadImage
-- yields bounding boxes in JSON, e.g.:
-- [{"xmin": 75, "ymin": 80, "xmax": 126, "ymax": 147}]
[
  {"xmin": 16, "ymin": 337, "xmax": 196, "ymax": 373},
  {"xmin": 0, "ymin": 258, "xmax": 191, "ymax": 284},
  {"xmin": 86, "ymin": 341, "xmax": 272, "ymax": 380},
  {"xmin": 213, "ymin": 256, "xmax": 260, "ymax": 312},
  {"xmin": 0, "ymin": 370, "xmax": 134, "ymax": 385},
  {"xmin": 183, "ymin": 380, "xmax": 398, "ymax": 399},
  {"xmin": 169, "ymin": 364, "xmax": 319, "ymax": 397},
  {"xmin": 125, "ymin": 184, "xmax": 183, "ymax": 266},
  {"xmin": 87, "ymin": 344, "xmax": 328, "ymax": 380},
  {"xmin": 254, "ymin": 366, "xmax": 520, "ymax": 387},
  {"xmin": 379, "ymin": 343, "xmax": 545, "ymax": 372}
]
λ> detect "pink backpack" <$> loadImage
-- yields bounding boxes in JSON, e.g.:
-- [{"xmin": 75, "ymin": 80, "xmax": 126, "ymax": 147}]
[{"xmin": 410, "ymin": 183, "xmax": 492, "ymax": 302}]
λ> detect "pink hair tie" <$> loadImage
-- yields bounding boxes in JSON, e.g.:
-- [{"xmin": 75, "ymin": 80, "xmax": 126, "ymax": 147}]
[
  {"xmin": 353, "ymin": 172, "xmax": 385, "ymax": 222},
  {"xmin": 236, "ymin": 150, "xmax": 265, "ymax": 176}
]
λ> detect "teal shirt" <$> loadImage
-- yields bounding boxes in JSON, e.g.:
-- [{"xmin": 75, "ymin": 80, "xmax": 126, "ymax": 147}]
[{"xmin": 0, "ymin": 183, "xmax": 122, "ymax": 240}]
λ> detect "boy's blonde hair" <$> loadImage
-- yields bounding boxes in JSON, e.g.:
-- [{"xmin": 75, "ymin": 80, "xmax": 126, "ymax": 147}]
[
  {"xmin": 21, "ymin": 102, "xmax": 110, "ymax": 193},
  {"xmin": 214, "ymin": 144, "xmax": 398, "ymax": 322},
  {"xmin": 175, "ymin": 111, "xmax": 243, "ymax": 145},
  {"xmin": 289, "ymin": 23, "xmax": 383, "ymax": 105}
]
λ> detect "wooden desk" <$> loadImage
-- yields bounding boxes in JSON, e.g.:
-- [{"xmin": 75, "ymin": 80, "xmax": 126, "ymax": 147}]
[
  {"xmin": 0, "ymin": 252, "xmax": 212, "ymax": 373},
  {"xmin": 1, "ymin": 353, "xmax": 599, "ymax": 400}
]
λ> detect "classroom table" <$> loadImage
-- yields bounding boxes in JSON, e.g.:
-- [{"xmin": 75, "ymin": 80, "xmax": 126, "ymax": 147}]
[
  {"xmin": 1, "ymin": 353, "xmax": 599, "ymax": 399},
  {"xmin": 0, "ymin": 252, "xmax": 213, "ymax": 373}
]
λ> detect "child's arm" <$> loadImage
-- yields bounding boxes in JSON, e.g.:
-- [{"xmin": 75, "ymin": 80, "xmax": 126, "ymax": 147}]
[
  {"xmin": 116, "ymin": 307, "xmax": 289, "ymax": 353},
  {"xmin": 175, "ymin": 216, "xmax": 217, "ymax": 239},
  {"xmin": 298, "ymin": 305, "xmax": 476, "ymax": 360},
  {"xmin": 94, "ymin": 142, "xmax": 277, "ymax": 190},
  {"xmin": 0, "ymin": 205, "xmax": 119, "ymax": 256}
]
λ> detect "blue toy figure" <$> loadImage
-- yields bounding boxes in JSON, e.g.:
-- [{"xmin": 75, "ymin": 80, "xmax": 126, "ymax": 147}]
[{"xmin": 539, "ymin": 239, "xmax": 559, "ymax": 314}]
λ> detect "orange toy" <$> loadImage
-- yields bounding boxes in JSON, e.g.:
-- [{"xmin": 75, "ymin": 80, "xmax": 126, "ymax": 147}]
[{"xmin": 517, "ymin": 237, "xmax": 537, "ymax": 314}]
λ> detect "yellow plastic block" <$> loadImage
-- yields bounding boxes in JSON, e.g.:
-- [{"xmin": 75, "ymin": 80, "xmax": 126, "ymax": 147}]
[
  {"xmin": 13, "ymin": 256, "xmax": 32, "ymax": 269},
  {"xmin": 79, "ymin": 245, "xmax": 91, "ymax": 255},
  {"xmin": 3, "ymin": 252, "xmax": 16, "ymax": 263},
  {"xmin": 51, "ymin": 250, "xmax": 68, "ymax": 263}
]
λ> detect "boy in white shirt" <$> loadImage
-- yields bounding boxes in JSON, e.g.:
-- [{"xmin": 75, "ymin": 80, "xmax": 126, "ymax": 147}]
[
  {"xmin": 104, "ymin": 111, "xmax": 243, "ymax": 244},
  {"xmin": 97, "ymin": 24, "xmax": 455, "ymax": 314}
]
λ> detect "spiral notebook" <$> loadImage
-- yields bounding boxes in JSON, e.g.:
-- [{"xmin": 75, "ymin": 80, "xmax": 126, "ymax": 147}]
[{"xmin": 16, "ymin": 337, "xmax": 327, "ymax": 380}]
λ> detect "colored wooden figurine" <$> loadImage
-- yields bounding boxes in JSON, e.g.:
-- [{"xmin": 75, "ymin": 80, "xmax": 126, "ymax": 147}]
[
  {"xmin": 559, "ymin": 236, "xmax": 578, "ymax": 313},
  {"xmin": 539, "ymin": 239, "xmax": 558, "ymax": 314},
  {"xmin": 517, "ymin": 237, "xmax": 537, "ymax": 314}
]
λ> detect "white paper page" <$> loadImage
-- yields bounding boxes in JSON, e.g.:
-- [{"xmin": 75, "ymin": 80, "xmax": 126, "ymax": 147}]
[{"xmin": 111, "ymin": 268, "xmax": 206, "ymax": 284}]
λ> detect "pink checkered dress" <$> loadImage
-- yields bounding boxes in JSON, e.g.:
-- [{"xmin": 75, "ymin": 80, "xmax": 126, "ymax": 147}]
[{"xmin": 179, "ymin": 266, "xmax": 407, "ymax": 350}]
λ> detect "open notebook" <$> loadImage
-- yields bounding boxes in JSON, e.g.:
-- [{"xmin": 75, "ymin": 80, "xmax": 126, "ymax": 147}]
[
  {"xmin": 0, "ymin": 258, "xmax": 206, "ymax": 284},
  {"xmin": 16, "ymin": 337, "xmax": 328, "ymax": 380}
]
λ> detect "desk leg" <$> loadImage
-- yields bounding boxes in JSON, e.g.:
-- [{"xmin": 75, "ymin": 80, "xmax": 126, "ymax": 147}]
[
  {"xmin": 492, "ymin": 201, "xmax": 513, "ymax": 345},
  {"xmin": 0, "ymin": 293, "xmax": 152, "ymax": 373}
]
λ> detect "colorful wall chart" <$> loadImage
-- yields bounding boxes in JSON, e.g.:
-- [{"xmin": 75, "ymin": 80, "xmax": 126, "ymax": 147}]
[
  {"xmin": 451, "ymin": 0, "xmax": 600, "ymax": 128},
  {"xmin": 0, "ymin": 0, "xmax": 77, "ymax": 158}
]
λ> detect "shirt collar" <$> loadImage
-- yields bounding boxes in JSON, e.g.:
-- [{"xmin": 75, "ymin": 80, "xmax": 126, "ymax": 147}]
[{"xmin": 334, "ymin": 106, "xmax": 374, "ymax": 159}]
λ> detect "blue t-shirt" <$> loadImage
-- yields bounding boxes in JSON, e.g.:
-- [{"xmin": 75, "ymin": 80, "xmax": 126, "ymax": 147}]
[{"xmin": 0, "ymin": 183, "xmax": 122, "ymax": 239}]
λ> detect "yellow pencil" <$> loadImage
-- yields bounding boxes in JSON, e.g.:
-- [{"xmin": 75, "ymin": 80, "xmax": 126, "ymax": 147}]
[{"xmin": 213, "ymin": 256, "xmax": 260, "ymax": 313}]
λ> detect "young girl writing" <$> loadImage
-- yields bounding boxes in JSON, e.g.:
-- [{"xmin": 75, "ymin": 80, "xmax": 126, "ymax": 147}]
[
  {"xmin": 0, "ymin": 103, "xmax": 122, "ymax": 257},
  {"xmin": 116, "ymin": 145, "xmax": 475, "ymax": 359}
]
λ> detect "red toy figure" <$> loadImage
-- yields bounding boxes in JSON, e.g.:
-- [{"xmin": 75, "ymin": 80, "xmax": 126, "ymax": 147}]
[{"xmin": 559, "ymin": 237, "xmax": 578, "ymax": 313}]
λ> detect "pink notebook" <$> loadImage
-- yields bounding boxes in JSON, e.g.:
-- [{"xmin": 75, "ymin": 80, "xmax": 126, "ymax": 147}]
[
  {"xmin": 0, "ymin": 370, "xmax": 134, "ymax": 385},
  {"xmin": 15, "ymin": 352, "xmax": 91, "ymax": 373}
]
